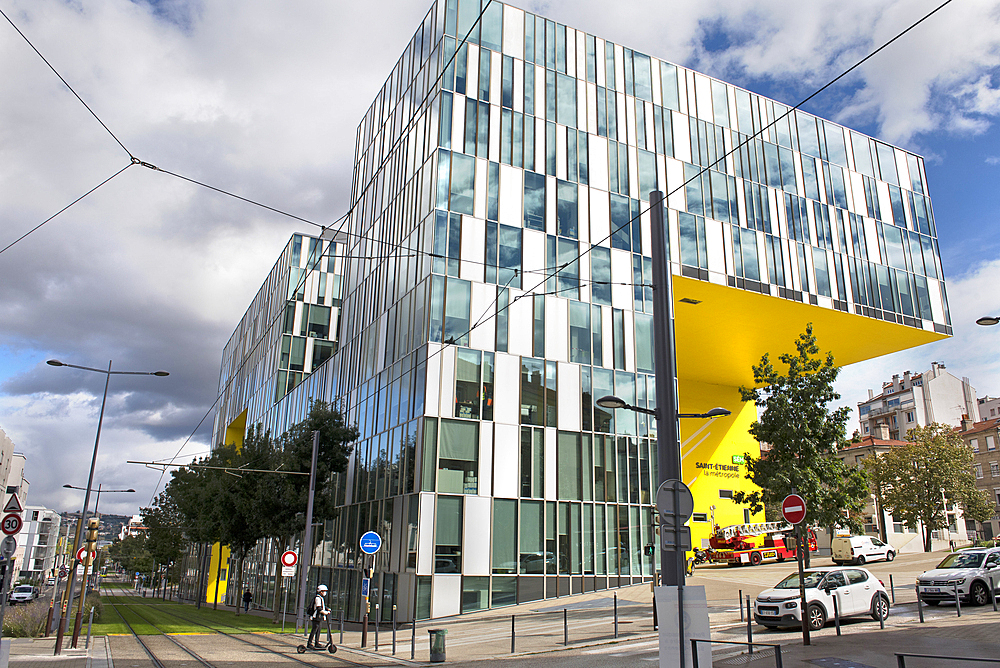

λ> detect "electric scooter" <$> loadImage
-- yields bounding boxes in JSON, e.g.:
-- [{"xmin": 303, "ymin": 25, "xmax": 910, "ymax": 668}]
[{"xmin": 296, "ymin": 614, "xmax": 337, "ymax": 654}]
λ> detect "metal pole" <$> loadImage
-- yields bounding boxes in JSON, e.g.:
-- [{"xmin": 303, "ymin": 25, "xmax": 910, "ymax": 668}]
[
  {"xmin": 795, "ymin": 524, "xmax": 810, "ymax": 645},
  {"xmin": 375, "ymin": 604, "xmax": 379, "ymax": 650},
  {"xmin": 917, "ymin": 587, "xmax": 924, "ymax": 623},
  {"xmin": 340, "ymin": 609, "xmax": 344, "ymax": 644},
  {"xmin": 991, "ymin": 575, "xmax": 997, "ymax": 612},
  {"xmin": 0, "ymin": 560, "xmax": 13, "ymax": 662},
  {"xmin": 510, "ymin": 614, "xmax": 515, "ymax": 653},
  {"xmin": 85, "ymin": 607, "xmax": 94, "ymax": 649},
  {"xmin": 614, "ymin": 594, "xmax": 619, "ymax": 638},
  {"xmin": 649, "ymin": 190, "xmax": 685, "ymax": 668},
  {"xmin": 281, "ymin": 577, "xmax": 288, "ymax": 633},
  {"xmin": 393, "ymin": 604, "xmax": 397, "ymax": 655},
  {"xmin": 739, "ymin": 589, "xmax": 744, "ymax": 621},
  {"xmin": 294, "ymin": 431, "xmax": 320, "ymax": 633},
  {"xmin": 955, "ymin": 584, "xmax": 961, "ymax": 617},
  {"xmin": 833, "ymin": 595, "xmax": 841, "ymax": 635},
  {"xmin": 746, "ymin": 596, "xmax": 753, "ymax": 653},
  {"xmin": 56, "ymin": 362, "xmax": 111, "ymax": 655},
  {"xmin": 563, "ymin": 608, "xmax": 568, "ymax": 646},
  {"xmin": 890, "ymin": 574, "xmax": 895, "ymax": 603}
]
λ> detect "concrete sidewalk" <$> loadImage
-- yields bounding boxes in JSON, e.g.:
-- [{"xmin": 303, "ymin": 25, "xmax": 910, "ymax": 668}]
[{"xmin": 4, "ymin": 635, "xmax": 110, "ymax": 668}]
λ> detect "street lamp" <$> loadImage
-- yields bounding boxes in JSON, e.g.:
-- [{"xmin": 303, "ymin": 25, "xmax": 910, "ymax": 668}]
[
  {"xmin": 595, "ymin": 395, "xmax": 731, "ymax": 421},
  {"xmin": 63, "ymin": 484, "xmax": 135, "ymax": 518},
  {"xmin": 46, "ymin": 359, "xmax": 166, "ymax": 652},
  {"xmin": 976, "ymin": 316, "xmax": 999, "ymax": 326}
]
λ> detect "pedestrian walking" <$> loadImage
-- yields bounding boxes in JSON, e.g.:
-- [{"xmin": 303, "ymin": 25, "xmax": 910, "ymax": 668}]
[
  {"xmin": 307, "ymin": 584, "xmax": 330, "ymax": 649},
  {"xmin": 242, "ymin": 588, "xmax": 253, "ymax": 612}
]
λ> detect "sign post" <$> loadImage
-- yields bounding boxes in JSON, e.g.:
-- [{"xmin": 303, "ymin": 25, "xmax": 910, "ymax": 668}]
[
  {"xmin": 782, "ymin": 493, "xmax": 809, "ymax": 646},
  {"xmin": 0, "ymin": 494, "xmax": 22, "ymax": 665},
  {"xmin": 280, "ymin": 551, "xmax": 297, "ymax": 633},
  {"xmin": 359, "ymin": 532, "xmax": 381, "ymax": 648}
]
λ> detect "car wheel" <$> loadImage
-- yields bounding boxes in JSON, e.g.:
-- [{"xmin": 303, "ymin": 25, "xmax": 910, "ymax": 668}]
[
  {"xmin": 924, "ymin": 600, "xmax": 940, "ymax": 606},
  {"xmin": 970, "ymin": 581, "xmax": 990, "ymax": 606},
  {"xmin": 808, "ymin": 604, "xmax": 827, "ymax": 631},
  {"xmin": 750, "ymin": 551, "xmax": 762, "ymax": 566},
  {"xmin": 856, "ymin": 555, "xmax": 866, "ymax": 565},
  {"xmin": 886, "ymin": 551, "xmax": 895, "ymax": 562},
  {"xmin": 871, "ymin": 593, "xmax": 889, "ymax": 621}
]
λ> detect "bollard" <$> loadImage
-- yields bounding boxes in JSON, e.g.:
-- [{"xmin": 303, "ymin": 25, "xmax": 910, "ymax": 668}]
[
  {"xmin": 879, "ymin": 597, "xmax": 885, "ymax": 630},
  {"xmin": 510, "ymin": 615, "xmax": 515, "ymax": 653},
  {"xmin": 340, "ymin": 610, "xmax": 344, "ymax": 644},
  {"xmin": 833, "ymin": 595, "xmax": 841, "ymax": 635},
  {"xmin": 955, "ymin": 584, "xmax": 961, "ymax": 617},
  {"xmin": 393, "ymin": 605, "xmax": 397, "ymax": 655},
  {"xmin": 992, "ymin": 575, "xmax": 998, "ymax": 612},
  {"xmin": 739, "ymin": 589, "xmax": 744, "ymax": 621},
  {"xmin": 85, "ymin": 607, "xmax": 94, "ymax": 649},
  {"xmin": 917, "ymin": 587, "xmax": 924, "ymax": 623},
  {"xmin": 375, "ymin": 605, "xmax": 380, "ymax": 651},
  {"xmin": 411, "ymin": 617, "xmax": 416, "ymax": 660},
  {"xmin": 563, "ymin": 608, "xmax": 568, "ymax": 646},
  {"xmin": 890, "ymin": 574, "xmax": 895, "ymax": 604},
  {"xmin": 746, "ymin": 595, "xmax": 753, "ymax": 654},
  {"xmin": 776, "ymin": 644, "xmax": 784, "ymax": 668},
  {"xmin": 614, "ymin": 594, "xmax": 619, "ymax": 638}
]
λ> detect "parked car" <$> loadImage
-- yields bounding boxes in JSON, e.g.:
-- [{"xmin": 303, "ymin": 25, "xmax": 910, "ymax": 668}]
[
  {"xmin": 916, "ymin": 547, "xmax": 1000, "ymax": 606},
  {"xmin": 46, "ymin": 577, "xmax": 56, "ymax": 586},
  {"xmin": 8, "ymin": 585, "xmax": 39, "ymax": 605},
  {"xmin": 754, "ymin": 566, "xmax": 890, "ymax": 630},
  {"xmin": 832, "ymin": 536, "xmax": 895, "ymax": 565}
]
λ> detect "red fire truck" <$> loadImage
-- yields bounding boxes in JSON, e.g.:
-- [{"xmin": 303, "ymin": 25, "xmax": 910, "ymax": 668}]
[{"xmin": 705, "ymin": 521, "xmax": 818, "ymax": 566}]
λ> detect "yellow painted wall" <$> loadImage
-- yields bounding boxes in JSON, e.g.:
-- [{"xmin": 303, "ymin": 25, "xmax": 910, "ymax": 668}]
[
  {"xmin": 224, "ymin": 410, "xmax": 247, "ymax": 449},
  {"xmin": 205, "ymin": 542, "xmax": 230, "ymax": 604},
  {"xmin": 679, "ymin": 379, "xmax": 764, "ymax": 549}
]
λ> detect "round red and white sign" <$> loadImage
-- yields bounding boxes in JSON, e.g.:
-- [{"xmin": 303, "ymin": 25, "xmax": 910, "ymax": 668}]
[
  {"xmin": 280, "ymin": 550, "xmax": 298, "ymax": 567},
  {"xmin": 76, "ymin": 546, "xmax": 97, "ymax": 561},
  {"xmin": 1, "ymin": 513, "xmax": 22, "ymax": 536},
  {"xmin": 781, "ymin": 494, "xmax": 807, "ymax": 525}
]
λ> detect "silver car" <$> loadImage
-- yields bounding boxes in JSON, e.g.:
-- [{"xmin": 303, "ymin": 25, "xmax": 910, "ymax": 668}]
[
  {"xmin": 754, "ymin": 567, "xmax": 890, "ymax": 630},
  {"xmin": 8, "ymin": 585, "xmax": 38, "ymax": 605},
  {"xmin": 916, "ymin": 548, "xmax": 1000, "ymax": 606}
]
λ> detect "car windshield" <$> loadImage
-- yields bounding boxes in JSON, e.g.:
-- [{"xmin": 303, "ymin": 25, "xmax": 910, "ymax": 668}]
[
  {"xmin": 14, "ymin": 586, "xmax": 31, "ymax": 592},
  {"xmin": 775, "ymin": 572, "xmax": 826, "ymax": 589},
  {"xmin": 937, "ymin": 553, "xmax": 985, "ymax": 569}
]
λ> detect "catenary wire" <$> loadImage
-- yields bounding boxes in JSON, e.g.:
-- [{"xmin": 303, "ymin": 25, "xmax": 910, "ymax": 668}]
[
  {"xmin": 0, "ymin": 162, "xmax": 134, "ymax": 256},
  {"xmin": 0, "ymin": 7, "xmax": 133, "ymax": 159}
]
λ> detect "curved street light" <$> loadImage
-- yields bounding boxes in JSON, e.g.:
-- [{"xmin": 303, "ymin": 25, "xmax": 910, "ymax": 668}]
[
  {"xmin": 976, "ymin": 316, "xmax": 999, "ymax": 326},
  {"xmin": 595, "ymin": 395, "xmax": 731, "ymax": 420},
  {"xmin": 62, "ymin": 483, "xmax": 135, "ymax": 518},
  {"xmin": 46, "ymin": 359, "xmax": 166, "ymax": 652}
]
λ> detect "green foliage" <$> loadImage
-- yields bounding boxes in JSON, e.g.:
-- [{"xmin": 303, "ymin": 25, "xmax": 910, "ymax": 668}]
[
  {"xmin": 85, "ymin": 592, "xmax": 104, "ymax": 622},
  {"xmin": 866, "ymin": 423, "xmax": 988, "ymax": 551},
  {"xmin": 107, "ymin": 534, "xmax": 153, "ymax": 575},
  {"xmin": 733, "ymin": 324, "xmax": 869, "ymax": 533},
  {"xmin": 141, "ymin": 493, "xmax": 185, "ymax": 574}
]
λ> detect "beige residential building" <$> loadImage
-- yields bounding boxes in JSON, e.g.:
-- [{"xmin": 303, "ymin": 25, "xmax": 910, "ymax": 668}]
[{"xmin": 959, "ymin": 415, "xmax": 1000, "ymax": 540}]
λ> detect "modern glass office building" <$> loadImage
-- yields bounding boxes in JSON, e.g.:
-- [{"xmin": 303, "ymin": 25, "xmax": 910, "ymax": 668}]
[{"xmin": 213, "ymin": 0, "xmax": 951, "ymax": 620}]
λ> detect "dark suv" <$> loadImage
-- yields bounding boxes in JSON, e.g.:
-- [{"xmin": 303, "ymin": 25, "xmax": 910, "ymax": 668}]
[{"xmin": 916, "ymin": 547, "xmax": 1000, "ymax": 606}]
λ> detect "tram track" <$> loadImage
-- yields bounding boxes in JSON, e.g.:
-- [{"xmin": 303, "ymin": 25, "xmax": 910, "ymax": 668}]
[{"xmin": 102, "ymin": 585, "xmax": 382, "ymax": 668}]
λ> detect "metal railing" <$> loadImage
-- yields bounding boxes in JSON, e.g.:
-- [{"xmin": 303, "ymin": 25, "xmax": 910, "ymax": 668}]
[
  {"xmin": 896, "ymin": 653, "xmax": 1000, "ymax": 667},
  {"xmin": 691, "ymin": 639, "xmax": 783, "ymax": 668}
]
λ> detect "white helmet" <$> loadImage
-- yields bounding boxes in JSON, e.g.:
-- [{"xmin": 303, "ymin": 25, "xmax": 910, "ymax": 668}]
[{"xmin": 317, "ymin": 584, "xmax": 328, "ymax": 593}]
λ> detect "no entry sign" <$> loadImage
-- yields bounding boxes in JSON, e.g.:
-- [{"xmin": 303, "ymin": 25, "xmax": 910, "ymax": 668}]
[
  {"xmin": 280, "ymin": 550, "xmax": 298, "ymax": 567},
  {"xmin": 781, "ymin": 494, "xmax": 807, "ymax": 524}
]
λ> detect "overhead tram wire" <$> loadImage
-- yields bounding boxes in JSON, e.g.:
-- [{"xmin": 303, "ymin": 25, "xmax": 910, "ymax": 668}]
[{"xmin": 0, "ymin": 162, "xmax": 134, "ymax": 256}]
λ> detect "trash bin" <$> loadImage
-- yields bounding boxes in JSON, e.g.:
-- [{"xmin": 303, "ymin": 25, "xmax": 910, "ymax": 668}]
[{"xmin": 428, "ymin": 628, "xmax": 448, "ymax": 662}]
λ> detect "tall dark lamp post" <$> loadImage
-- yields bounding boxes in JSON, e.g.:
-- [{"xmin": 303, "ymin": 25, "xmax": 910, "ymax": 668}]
[
  {"xmin": 62, "ymin": 484, "xmax": 134, "ymax": 596},
  {"xmin": 46, "ymin": 359, "xmax": 167, "ymax": 653}
]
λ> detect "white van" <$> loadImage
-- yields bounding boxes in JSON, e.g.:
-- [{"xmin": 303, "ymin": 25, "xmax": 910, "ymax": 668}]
[{"xmin": 832, "ymin": 536, "xmax": 895, "ymax": 565}]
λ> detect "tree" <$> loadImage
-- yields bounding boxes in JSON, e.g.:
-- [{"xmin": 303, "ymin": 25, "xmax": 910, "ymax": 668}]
[
  {"xmin": 733, "ymin": 324, "xmax": 870, "ymax": 565},
  {"xmin": 106, "ymin": 534, "xmax": 153, "ymax": 576},
  {"xmin": 141, "ymin": 492, "xmax": 185, "ymax": 586},
  {"xmin": 868, "ymin": 423, "xmax": 989, "ymax": 551}
]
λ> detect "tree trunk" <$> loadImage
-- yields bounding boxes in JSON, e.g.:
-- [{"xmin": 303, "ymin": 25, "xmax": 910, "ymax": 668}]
[
  {"xmin": 924, "ymin": 525, "xmax": 933, "ymax": 552},
  {"xmin": 272, "ymin": 537, "xmax": 289, "ymax": 624}
]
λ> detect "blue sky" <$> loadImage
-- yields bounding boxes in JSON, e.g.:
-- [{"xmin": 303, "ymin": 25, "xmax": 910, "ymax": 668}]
[{"xmin": 1, "ymin": 0, "xmax": 998, "ymax": 514}]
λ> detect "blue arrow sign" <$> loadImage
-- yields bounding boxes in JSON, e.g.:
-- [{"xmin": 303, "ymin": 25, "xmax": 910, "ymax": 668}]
[
  {"xmin": 361, "ymin": 577, "xmax": 370, "ymax": 598},
  {"xmin": 359, "ymin": 531, "xmax": 382, "ymax": 555}
]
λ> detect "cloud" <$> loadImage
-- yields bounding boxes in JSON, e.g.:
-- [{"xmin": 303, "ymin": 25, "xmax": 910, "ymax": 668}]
[
  {"xmin": 1, "ymin": 0, "xmax": 998, "ymax": 515},
  {"xmin": 987, "ymin": 156, "xmax": 1000, "ymax": 165}
]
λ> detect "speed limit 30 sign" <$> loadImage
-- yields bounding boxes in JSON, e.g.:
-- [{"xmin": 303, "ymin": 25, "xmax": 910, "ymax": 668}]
[{"xmin": 1, "ymin": 513, "xmax": 22, "ymax": 536}]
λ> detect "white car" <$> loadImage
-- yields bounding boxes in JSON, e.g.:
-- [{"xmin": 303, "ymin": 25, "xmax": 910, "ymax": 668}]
[
  {"xmin": 754, "ymin": 567, "xmax": 890, "ymax": 630},
  {"xmin": 8, "ymin": 585, "xmax": 38, "ymax": 605},
  {"xmin": 916, "ymin": 548, "xmax": 1000, "ymax": 606},
  {"xmin": 831, "ymin": 536, "xmax": 895, "ymax": 565}
]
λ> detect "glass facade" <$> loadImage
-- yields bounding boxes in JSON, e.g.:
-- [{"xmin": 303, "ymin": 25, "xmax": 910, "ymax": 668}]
[{"xmin": 213, "ymin": 0, "xmax": 950, "ymax": 621}]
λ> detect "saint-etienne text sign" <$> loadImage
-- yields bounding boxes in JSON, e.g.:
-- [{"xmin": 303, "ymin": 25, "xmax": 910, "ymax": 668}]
[{"xmin": 359, "ymin": 531, "xmax": 382, "ymax": 555}]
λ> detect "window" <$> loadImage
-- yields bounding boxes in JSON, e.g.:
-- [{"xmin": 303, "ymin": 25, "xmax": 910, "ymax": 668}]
[
  {"xmin": 590, "ymin": 247, "xmax": 612, "ymax": 305},
  {"xmin": 692, "ymin": 513, "xmax": 708, "ymax": 522},
  {"xmin": 434, "ymin": 496, "xmax": 463, "ymax": 573},
  {"xmin": 988, "ymin": 435, "xmax": 996, "ymax": 451},
  {"xmin": 493, "ymin": 500, "xmax": 517, "ymax": 574},
  {"xmin": 520, "ymin": 358, "xmax": 545, "ymax": 426},
  {"xmin": 569, "ymin": 301, "xmax": 591, "ymax": 364},
  {"xmin": 975, "ymin": 463, "xmax": 984, "ymax": 479},
  {"xmin": 905, "ymin": 411, "xmax": 915, "ymax": 423},
  {"xmin": 995, "ymin": 489, "xmax": 1000, "ymax": 507},
  {"xmin": 991, "ymin": 462, "xmax": 999, "ymax": 478},
  {"xmin": 523, "ymin": 172, "xmax": 546, "ymax": 231},
  {"xmin": 437, "ymin": 420, "xmax": 479, "ymax": 494},
  {"xmin": 455, "ymin": 349, "xmax": 481, "ymax": 419},
  {"xmin": 972, "ymin": 438, "xmax": 981, "ymax": 452},
  {"xmin": 719, "ymin": 489, "xmax": 734, "ymax": 500},
  {"xmin": 679, "ymin": 213, "xmax": 707, "ymax": 271},
  {"xmin": 449, "ymin": 153, "xmax": 476, "ymax": 215},
  {"xmin": 556, "ymin": 181, "xmax": 578, "ymax": 238}
]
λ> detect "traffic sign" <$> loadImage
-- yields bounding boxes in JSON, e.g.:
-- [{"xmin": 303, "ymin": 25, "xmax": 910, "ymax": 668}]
[
  {"xmin": 280, "ymin": 550, "xmax": 298, "ymax": 567},
  {"xmin": 359, "ymin": 531, "xmax": 382, "ymax": 555},
  {"xmin": 1, "ymin": 513, "xmax": 22, "ymax": 536},
  {"xmin": 2, "ymin": 495, "xmax": 23, "ymax": 514},
  {"xmin": 781, "ymin": 494, "xmax": 807, "ymax": 525},
  {"xmin": 361, "ymin": 577, "xmax": 370, "ymax": 598},
  {"xmin": 0, "ymin": 536, "xmax": 15, "ymax": 558},
  {"xmin": 281, "ymin": 565, "xmax": 296, "ymax": 577},
  {"xmin": 76, "ymin": 546, "xmax": 97, "ymax": 562},
  {"xmin": 656, "ymin": 480, "xmax": 694, "ymax": 551}
]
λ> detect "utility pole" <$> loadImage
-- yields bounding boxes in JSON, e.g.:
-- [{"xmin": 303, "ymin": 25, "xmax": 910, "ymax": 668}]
[{"xmin": 295, "ymin": 431, "xmax": 320, "ymax": 634}]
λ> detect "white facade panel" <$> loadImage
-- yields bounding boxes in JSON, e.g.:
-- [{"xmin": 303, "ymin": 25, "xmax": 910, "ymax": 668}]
[
  {"xmin": 546, "ymin": 296, "xmax": 569, "ymax": 363},
  {"xmin": 470, "ymin": 282, "xmax": 495, "ymax": 352},
  {"xmin": 502, "ymin": 6, "xmax": 524, "ymax": 57},
  {"xmin": 425, "ymin": 343, "xmax": 442, "ymax": 417},
  {"xmin": 499, "ymin": 165, "xmax": 523, "ymax": 227},
  {"xmin": 478, "ymin": 424, "xmax": 494, "ymax": 498},
  {"xmin": 610, "ymin": 248, "xmax": 632, "ymax": 309},
  {"xmin": 463, "ymin": 495, "xmax": 492, "ymax": 575},
  {"xmin": 493, "ymin": 422, "xmax": 520, "ymax": 497},
  {"xmin": 438, "ymin": 346, "xmax": 456, "ymax": 419},
  {"xmin": 494, "ymin": 354, "xmax": 521, "ymax": 426},
  {"xmin": 417, "ymin": 492, "xmax": 436, "ymax": 575},
  {"xmin": 558, "ymin": 362, "xmax": 581, "ymax": 432},
  {"xmin": 431, "ymin": 575, "xmax": 462, "ymax": 617},
  {"xmin": 461, "ymin": 216, "xmax": 486, "ymax": 282},
  {"xmin": 544, "ymin": 427, "xmax": 557, "ymax": 500},
  {"xmin": 507, "ymin": 290, "xmax": 534, "ymax": 357}
]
